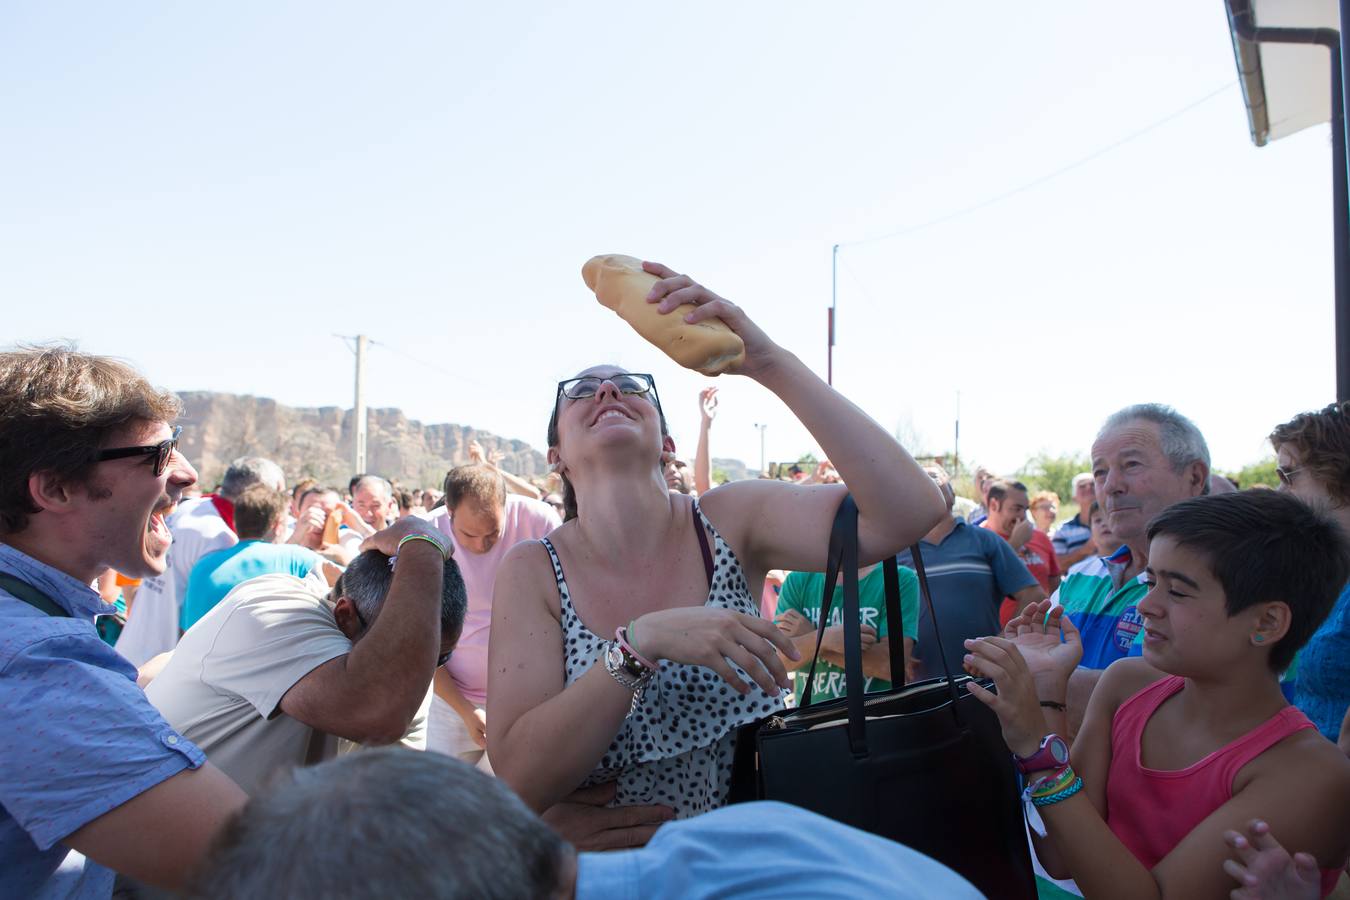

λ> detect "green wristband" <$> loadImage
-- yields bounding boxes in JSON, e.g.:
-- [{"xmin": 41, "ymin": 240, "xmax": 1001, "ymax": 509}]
[{"xmin": 397, "ymin": 533, "xmax": 448, "ymax": 560}]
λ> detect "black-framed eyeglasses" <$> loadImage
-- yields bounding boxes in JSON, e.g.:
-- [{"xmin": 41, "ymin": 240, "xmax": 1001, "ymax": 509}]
[
  {"xmin": 1275, "ymin": 466, "xmax": 1303, "ymax": 487},
  {"xmin": 556, "ymin": 373, "xmax": 658, "ymax": 402},
  {"xmin": 350, "ymin": 603, "xmax": 451, "ymax": 666},
  {"xmin": 93, "ymin": 425, "xmax": 182, "ymax": 477}
]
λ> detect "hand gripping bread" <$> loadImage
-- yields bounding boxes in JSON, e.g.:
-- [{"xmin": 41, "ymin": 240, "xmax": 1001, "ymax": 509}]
[{"xmin": 582, "ymin": 254, "xmax": 745, "ymax": 376}]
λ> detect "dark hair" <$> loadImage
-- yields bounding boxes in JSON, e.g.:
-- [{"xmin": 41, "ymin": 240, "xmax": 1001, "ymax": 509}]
[
  {"xmin": 986, "ymin": 480, "xmax": 1028, "ymax": 507},
  {"xmin": 1270, "ymin": 402, "xmax": 1350, "ymax": 506},
  {"xmin": 1146, "ymin": 491, "xmax": 1350, "ymax": 671},
  {"xmin": 545, "ymin": 368, "xmax": 669, "ymax": 522},
  {"xmin": 232, "ymin": 484, "xmax": 288, "ymax": 541},
  {"xmin": 333, "ymin": 549, "xmax": 467, "ymax": 645},
  {"xmin": 443, "ymin": 464, "xmax": 506, "ymax": 512},
  {"xmin": 0, "ymin": 345, "xmax": 181, "ymax": 533}
]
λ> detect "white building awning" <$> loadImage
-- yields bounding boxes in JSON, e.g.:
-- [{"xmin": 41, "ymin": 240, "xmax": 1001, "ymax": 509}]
[{"xmin": 1227, "ymin": 0, "xmax": 1341, "ymax": 145}]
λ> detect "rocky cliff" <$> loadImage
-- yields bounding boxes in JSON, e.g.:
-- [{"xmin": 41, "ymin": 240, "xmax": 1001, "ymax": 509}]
[{"xmin": 176, "ymin": 391, "xmax": 547, "ymax": 490}]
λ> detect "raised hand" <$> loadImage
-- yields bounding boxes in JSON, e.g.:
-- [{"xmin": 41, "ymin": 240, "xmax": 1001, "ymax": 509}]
[
  {"xmin": 699, "ymin": 386, "xmax": 719, "ymax": 423},
  {"xmin": 1001, "ymin": 601, "xmax": 1083, "ymax": 694},
  {"xmin": 642, "ymin": 261, "xmax": 782, "ymax": 379},
  {"xmin": 633, "ymin": 606, "xmax": 800, "ymax": 695},
  {"xmin": 359, "ymin": 516, "xmax": 448, "ymax": 559},
  {"xmin": 962, "ymin": 635, "xmax": 1047, "ymax": 758}
]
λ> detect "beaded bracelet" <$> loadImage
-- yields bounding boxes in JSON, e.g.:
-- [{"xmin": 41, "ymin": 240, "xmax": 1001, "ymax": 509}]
[
  {"xmin": 1031, "ymin": 775, "xmax": 1084, "ymax": 808},
  {"xmin": 397, "ymin": 533, "xmax": 448, "ymax": 560}
]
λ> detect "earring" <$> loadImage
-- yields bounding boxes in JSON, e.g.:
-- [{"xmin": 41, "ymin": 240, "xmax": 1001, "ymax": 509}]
[{"xmin": 1252, "ymin": 634, "xmax": 1266, "ymax": 644}]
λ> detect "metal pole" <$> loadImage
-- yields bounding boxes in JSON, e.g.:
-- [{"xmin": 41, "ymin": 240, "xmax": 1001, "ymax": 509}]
[
  {"xmin": 829, "ymin": 244, "xmax": 838, "ymax": 386},
  {"xmin": 1227, "ymin": 0, "xmax": 1349, "ymax": 400},
  {"xmin": 755, "ymin": 423, "xmax": 767, "ymax": 475},
  {"xmin": 1334, "ymin": 33, "xmax": 1350, "ymax": 401},
  {"xmin": 954, "ymin": 390, "xmax": 961, "ymax": 476},
  {"xmin": 354, "ymin": 334, "xmax": 368, "ymax": 476}
]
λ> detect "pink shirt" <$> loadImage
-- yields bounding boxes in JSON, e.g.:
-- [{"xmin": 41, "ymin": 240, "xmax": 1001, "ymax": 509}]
[
  {"xmin": 1106, "ymin": 675, "xmax": 1338, "ymax": 895},
  {"xmin": 421, "ymin": 495, "xmax": 561, "ymax": 705}
]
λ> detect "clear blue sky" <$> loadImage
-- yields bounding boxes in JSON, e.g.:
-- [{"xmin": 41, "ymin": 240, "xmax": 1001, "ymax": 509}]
[{"xmin": 1, "ymin": 2, "xmax": 1337, "ymax": 479}]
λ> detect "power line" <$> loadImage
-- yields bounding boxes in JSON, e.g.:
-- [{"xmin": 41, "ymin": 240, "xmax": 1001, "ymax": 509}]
[{"xmin": 840, "ymin": 80, "xmax": 1240, "ymax": 250}]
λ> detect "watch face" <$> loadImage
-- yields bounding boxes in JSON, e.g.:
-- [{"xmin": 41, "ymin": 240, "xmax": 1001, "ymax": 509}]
[{"xmin": 1049, "ymin": 736, "xmax": 1070, "ymax": 765}]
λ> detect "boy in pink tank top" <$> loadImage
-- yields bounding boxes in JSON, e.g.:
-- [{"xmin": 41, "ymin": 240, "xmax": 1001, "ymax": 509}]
[{"xmin": 962, "ymin": 491, "xmax": 1350, "ymax": 898}]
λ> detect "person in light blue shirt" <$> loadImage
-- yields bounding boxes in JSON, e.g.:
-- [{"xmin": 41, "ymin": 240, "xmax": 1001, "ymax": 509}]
[
  {"xmin": 181, "ymin": 483, "xmax": 326, "ymax": 630},
  {"xmin": 191, "ymin": 746, "xmax": 983, "ymax": 900},
  {"xmin": 0, "ymin": 347, "xmax": 247, "ymax": 898}
]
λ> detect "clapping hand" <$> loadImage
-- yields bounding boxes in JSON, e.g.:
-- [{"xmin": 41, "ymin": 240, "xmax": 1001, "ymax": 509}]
[
  {"xmin": 999, "ymin": 601, "xmax": 1083, "ymax": 693},
  {"xmin": 1223, "ymin": 819, "xmax": 1322, "ymax": 900}
]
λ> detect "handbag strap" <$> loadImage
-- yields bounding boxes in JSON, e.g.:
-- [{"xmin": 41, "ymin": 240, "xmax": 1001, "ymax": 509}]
[
  {"xmin": 800, "ymin": 494, "xmax": 850, "ymax": 709},
  {"xmin": 799, "ymin": 495, "xmax": 868, "ymax": 756},
  {"xmin": 0, "ymin": 572, "xmax": 70, "ymax": 618}
]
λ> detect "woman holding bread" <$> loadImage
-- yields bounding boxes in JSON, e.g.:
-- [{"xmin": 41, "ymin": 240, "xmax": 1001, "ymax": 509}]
[{"xmin": 487, "ymin": 260, "xmax": 947, "ymax": 818}]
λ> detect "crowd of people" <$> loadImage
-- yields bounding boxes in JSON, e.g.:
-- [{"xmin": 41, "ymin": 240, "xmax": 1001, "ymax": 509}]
[{"xmin": 3, "ymin": 266, "xmax": 1350, "ymax": 899}]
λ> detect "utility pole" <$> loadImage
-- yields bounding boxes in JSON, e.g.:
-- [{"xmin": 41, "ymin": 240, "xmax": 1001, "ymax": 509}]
[
  {"xmin": 753, "ymin": 423, "xmax": 768, "ymax": 475},
  {"xmin": 828, "ymin": 244, "xmax": 838, "ymax": 386},
  {"xmin": 353, "ymin": 334, "xmax": 368, "ymax": 476},
  {"xmin": 953, "ymin": 390, "xmax": 961, "ymax": 476}
]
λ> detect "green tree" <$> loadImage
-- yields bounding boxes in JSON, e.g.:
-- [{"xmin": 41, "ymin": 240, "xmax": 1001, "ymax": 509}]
[
  {"xmin": 1016, "ymin": 452, "xmax": 1091, "ymax": 507},
  {"xmin": 1229, "ymin": 457, "xmax": 1279, "ymax": 489},
  {"xmin": 797, "ymin": 452, "xmax": 819, "ymax": 466}
]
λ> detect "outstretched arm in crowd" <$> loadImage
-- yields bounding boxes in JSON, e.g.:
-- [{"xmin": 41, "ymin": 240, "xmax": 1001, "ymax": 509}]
[
  {"xmin": 693, "ymin": 386, "xmax": 716, "ymax": 495},
  {"xmin": 965, "ymin": 604, "xmax": 1350, "ymax": 900},
  {"xmin": 65, "ymin": 764, "xmax": 245, "ymax": 891},
  {"xmin": 640, "ymin": 266, "xmax": 945, "ymax": 576},
  {"xmin": 470, "ymin": 439, "xmax": 542, "ymax": 500}
]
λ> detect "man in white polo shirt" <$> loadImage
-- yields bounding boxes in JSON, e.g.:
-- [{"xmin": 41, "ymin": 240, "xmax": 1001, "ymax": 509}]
[{"xmin": 146, "ymin": 519, "xmax": 465, "ymax": 796}]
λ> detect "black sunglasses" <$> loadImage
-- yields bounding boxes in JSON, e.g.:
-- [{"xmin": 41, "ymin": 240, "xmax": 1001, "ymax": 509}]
[{"xmin": 93, "ymin": 425, "xmax": 182, "ymax": 477}]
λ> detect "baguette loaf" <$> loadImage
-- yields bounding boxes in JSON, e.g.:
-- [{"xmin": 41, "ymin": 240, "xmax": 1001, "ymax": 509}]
[{"xmin": 582, "ymin": 254, "xmax": 745, "ymax": 376}]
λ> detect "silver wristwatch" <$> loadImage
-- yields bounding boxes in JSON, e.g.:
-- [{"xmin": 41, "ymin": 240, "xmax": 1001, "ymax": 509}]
[{"xmin": 602, "ymin": 641, "xmax": 654, "ymax": 713}]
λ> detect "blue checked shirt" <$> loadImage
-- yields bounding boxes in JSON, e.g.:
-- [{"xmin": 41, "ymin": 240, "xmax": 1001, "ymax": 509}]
[{"xmin": 0, "ymin": 543, "xmax": 205, "ymax": 899}]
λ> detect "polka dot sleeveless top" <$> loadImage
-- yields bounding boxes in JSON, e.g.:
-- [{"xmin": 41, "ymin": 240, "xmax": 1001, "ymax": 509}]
[{"xmin": 540, "ymin": 499, "xmax": 786, "ymax": 818}]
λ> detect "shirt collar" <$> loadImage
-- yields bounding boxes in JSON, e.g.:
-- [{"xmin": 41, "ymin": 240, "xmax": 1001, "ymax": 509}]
[{"xmin": 0, "ymin": 542, "xmax": 113, "ymax": 619}]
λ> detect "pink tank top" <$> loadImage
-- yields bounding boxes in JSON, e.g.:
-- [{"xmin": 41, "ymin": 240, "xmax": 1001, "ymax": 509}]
[{"xmin": 1106, "ymin": 675, "xmax": 1338, "ymax": 896}]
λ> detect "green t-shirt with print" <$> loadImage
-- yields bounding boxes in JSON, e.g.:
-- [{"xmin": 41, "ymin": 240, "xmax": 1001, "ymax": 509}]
[{"xmin": 775, "ymin": 564, "xmax": 919, "ymax": 705}]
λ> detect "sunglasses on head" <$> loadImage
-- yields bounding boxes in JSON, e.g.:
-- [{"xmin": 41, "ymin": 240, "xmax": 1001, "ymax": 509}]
[{"xmin": 93, "ymin": 425, "xmax": 182, "ymax": 477}]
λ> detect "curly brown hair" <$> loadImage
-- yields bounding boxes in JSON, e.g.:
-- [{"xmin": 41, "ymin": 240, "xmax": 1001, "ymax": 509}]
[
  {"xmin": 0, "ymin": 345, "xmax": 181, "ymax": 533},
  {"xmin": 1269, "ymin": 402, "xmax": 1350, "ymax": 506}
]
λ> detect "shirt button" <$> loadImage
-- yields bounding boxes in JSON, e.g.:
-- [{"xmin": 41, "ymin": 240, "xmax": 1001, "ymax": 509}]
[{"xmin": 167, "ymin": 735, "xmax": 179, "ymax": 745}]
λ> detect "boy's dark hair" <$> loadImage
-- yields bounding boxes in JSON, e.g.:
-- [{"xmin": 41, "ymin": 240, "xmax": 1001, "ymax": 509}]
[{"xmin": 1147, "ymin": 491, "xmax": 1350, "ymax": 671}]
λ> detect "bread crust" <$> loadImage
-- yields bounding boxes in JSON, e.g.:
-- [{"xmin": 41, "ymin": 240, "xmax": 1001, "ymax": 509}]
[{"xmin": 582, "ymin": 254, "xmax": 745, "ymax": 376}]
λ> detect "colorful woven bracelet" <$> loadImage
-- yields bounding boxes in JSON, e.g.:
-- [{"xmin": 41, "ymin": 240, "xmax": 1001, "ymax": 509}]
[
  {"xmin": 1030, "ymin": 765, "xmax": 1076, "ymax": 799},
  {"xmin": 397, "ymin": 533, "xmax": 448, "ymax": 560},
  {"xmin": 1031, "ymin": 776, "xmax": 1084, "ymax": 808}
]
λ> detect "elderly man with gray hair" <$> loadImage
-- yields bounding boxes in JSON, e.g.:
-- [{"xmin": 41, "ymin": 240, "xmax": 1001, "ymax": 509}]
[
  {"xmin": 188, "ymin": 748, "xmax": 982, "ymax": 900},
  {"xmin": 116, "ymin": 456, "xmax": 288, "ymax": 666},
  {"xmin": 145, "ymin": 517, "xmax": 465, "ymax": 796},
  {"xmin": 1023, "ymin": 403, "xmax": 1209, "ymax": 737}
]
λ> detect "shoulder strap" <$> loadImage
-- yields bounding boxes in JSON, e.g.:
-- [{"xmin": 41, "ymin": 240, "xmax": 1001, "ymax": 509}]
[
  {"xmin": 0, "ymin": 572, "xmax": 70, "ymax": 618},
  {"xmin": 691, "ymin": 501, "xmax": 715, "ymax": 587}
]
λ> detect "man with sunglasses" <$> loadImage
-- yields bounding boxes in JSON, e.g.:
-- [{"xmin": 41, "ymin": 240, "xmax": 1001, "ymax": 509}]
[
  {"xmin": 0, "ymin": 347, "xmax": 248, "ymax": 896},
  {"xmin": 116, "ymin": 453, "xmax": 286, "ymax": 667},
  {"xmin": 145, "ymin": 526, "xmax": 465, "ymax": 797}
]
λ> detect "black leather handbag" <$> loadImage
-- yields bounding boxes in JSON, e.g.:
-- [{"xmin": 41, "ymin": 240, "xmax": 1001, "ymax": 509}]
[{"xmin": 729, "ymin": 495, "xmax": 1036, "ymax": 900}]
